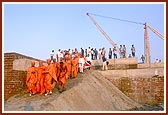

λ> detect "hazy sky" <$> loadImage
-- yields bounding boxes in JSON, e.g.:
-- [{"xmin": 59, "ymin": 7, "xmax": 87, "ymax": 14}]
[{"xmin": 3, "ymin": 3, "xmax": 165, "ymax": 62}]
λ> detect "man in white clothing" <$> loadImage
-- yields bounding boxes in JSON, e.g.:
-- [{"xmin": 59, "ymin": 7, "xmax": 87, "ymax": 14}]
[
  {"xmin": 102, "ymin": 55, "xmax": 108, "ymax": 70},
  {"xmin": 98, "ymin": 48, "xmax": 102, "ymax": 60},
  {"xmin": 78, "ymin": 55, "xmax": 85, "ymax": 73},
  {"xmin": 57, "ymin": 49, "xmax": 62, "ymax": 62}
]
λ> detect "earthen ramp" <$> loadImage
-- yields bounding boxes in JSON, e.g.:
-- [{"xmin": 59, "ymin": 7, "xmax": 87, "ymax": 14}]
[{"xmin": 4, "ymin": 70, "xmax": 142, "ymax": 111}]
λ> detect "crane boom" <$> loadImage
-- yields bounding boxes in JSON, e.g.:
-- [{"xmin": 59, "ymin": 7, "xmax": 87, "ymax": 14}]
[
  {"xmin": 86, "ymin": 13, "xmax": 119, "ymax": 52},
  {"xmin": 146, "ymin": 24, "xmax": 164, "ymax": 40}
]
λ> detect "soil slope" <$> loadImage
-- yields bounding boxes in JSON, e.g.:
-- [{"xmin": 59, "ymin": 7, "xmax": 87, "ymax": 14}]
[{"xmin": 4, "ymin": 70, "xmax": 142, "ymax": 111}]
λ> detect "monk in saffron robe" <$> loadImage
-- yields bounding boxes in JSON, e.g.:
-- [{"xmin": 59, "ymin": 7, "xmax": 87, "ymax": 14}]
[
  {"xmin": 58, "ymin": 61, "xmax": 68, "ymax": 93},
  {"xmin": 64, "ymin": 54, "xmax": 72, "ymax": 79},
  {"xmin": 43, "ymin": 59, "xmax": 57, "ymax": 95},
  {"xmin": 71, "ymin": 56, "xmax": 78, "ymax": 78},
  {"xmin": 75, "ymin": 54, "xmax": 80, "ymax": 72},
  {"xmin": 37, "ymin": 60, "xmax": 46, "ymax": 95},
  {"xmin": 53, "ymin": 58, "xmax": 60, "ymax": 79},
  {"xmin": 26, "ymin": 61, "xmax": 38, "ymax": 96}
]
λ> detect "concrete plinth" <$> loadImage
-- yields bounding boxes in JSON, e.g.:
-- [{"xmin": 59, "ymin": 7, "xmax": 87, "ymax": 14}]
[{"xmin": 91, "ymin": 58, "xmax": 138, "ymax": 66}]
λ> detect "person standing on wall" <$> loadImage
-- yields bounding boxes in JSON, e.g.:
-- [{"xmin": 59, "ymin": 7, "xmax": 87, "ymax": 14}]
[
  {"xmin": 101, "ymin": 47, "xmax": 106, "ymax": 58},
  {"xmin": 94, "ymin": 48, "xmax": 98, "ymax": 60},
  {"xmin": 91, "ymin": 48, "xmax": 94, "ymax": 60},
  {"xmin": 119, "ymin": 45, "xmax": 123, "ymax": 58},
  {"xmin": 98, "ymin": 48, "xmax": 102, "ymax": 60},
  {"xmin": 131, "ymin": 44, "xmax": 136, "ymax": 57},
  {"xmin": 57, "ymin": 49, "xmax": 61, "ymax": 62},
  {"xmin": 85, "ymin": 49, "xmax": 87, "ymax": 57},
  {"xmin": 81, "ymin": 48, "xmax": 84, "ymax": 57},
  {"xmin": 140, "ymin": 54, "xmax": 145, "ymax": 63},
  {"xmin": 113, "ymin": 47, "xmax": 117, "ymax": 59},
  {"xmin": 50, "ymin": 49, "xmax": 54, "ymax": 62},
  {"xmin": 108, "ymin": 48, "xmax": 112, "ymax": 59},
  {"xmin": 102, "ymin": 55, "xmax": 108, "ymax": 71},
  {"xmin": 123, "ymin": 45, "xmax": 127, "ymax": 58},
  {"xmin": 87, "ymin": 47, "xmax": 91, "ymax": 57}
]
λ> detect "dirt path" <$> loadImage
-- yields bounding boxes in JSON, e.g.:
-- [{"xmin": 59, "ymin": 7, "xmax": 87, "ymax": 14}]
[{"xmin": 4, "ymin": 70, "xmax": 142, "ymax": 111}]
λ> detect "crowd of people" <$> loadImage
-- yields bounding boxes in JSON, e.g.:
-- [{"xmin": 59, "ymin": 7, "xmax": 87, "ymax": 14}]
[
  {"xmin": 26, "ymin": 45, "xmax": 136, "ymax": 96},
  {"xmin": 118, "ymin": 44, "xmax": 136, "ymax": 59},
  {"xmin": 78, "ymin": 45, "xmax": 135, "ymax": 61},
  {"xmin": 26, "ymin": 49, "xmax": 92, "ymax": 96}
]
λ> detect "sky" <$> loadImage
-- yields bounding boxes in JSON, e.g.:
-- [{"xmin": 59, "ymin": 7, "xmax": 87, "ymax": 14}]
[{"xmin": 3, "ymin": 3, "xmax": 165, "ymax": 62}]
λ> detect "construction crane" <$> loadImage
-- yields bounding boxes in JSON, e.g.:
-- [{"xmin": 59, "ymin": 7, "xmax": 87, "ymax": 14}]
[
  {"xmin": 86, "ymin": 13, "xmax": 120, "ymax": 53},
  {"xmin": 86, "ymin": 13, "xmax": 164, "ymax": 64},
  {"xmin": 144, "ymin": 23, "xmax": 164, "ymax": 64}
]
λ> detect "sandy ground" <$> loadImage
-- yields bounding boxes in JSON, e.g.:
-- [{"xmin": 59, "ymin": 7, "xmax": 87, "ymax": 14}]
[{"xmin": 3, "ymin": 70, "xmax": 153, "ymax": 112}]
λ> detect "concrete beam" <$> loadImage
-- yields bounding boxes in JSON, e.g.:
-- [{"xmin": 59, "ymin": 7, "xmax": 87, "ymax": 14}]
[{"xmin": 13, "ymin": 59, "xmax": 47, "ymax": 71}]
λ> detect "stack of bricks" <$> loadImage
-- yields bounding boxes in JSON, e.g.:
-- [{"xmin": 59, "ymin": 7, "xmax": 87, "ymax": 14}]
[
  {"xmin": 4, "ymin": 52, "xmax": 42, "ymax": 100},
  {"xmin": 109, "ymin": 76, "xmax": 164, "ymax": 105}
]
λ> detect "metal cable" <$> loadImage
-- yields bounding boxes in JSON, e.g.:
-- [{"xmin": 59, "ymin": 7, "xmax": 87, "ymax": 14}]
[{"xmin": 89, "ymin": 13, "xmax": 144, "ymax": 25}]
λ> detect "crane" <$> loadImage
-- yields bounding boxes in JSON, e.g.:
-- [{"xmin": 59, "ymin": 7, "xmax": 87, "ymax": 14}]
[
  {"xmin": 86, "ymin": 13, "xmax": 120, "ymax": 53},
  {"xmin": 86, "ymin": 13, "xmax": 164, "ymax": 64}
]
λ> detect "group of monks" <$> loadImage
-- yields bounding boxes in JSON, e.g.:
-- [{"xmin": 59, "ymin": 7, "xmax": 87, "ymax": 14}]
[{"xmin": 26, "ymin": 52, "xmax": 82, "ymax": 96}]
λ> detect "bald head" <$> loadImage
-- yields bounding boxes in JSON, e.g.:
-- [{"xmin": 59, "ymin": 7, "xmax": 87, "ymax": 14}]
[{"xmin": 31, "ymin": 61, "xmax": 35, "ymax": 67}]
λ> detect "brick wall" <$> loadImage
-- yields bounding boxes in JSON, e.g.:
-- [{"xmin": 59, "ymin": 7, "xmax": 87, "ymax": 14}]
[
  {"xmin": 4, "ymin": 53, "xmax": 43, "ymax": 100},
  {"xmin": 4, "ymin": 70, "xmax": 27, "ymax": 100},
  {"xmin": 108, "ymin": 76, "xmax": 164, "ymax": 105}
]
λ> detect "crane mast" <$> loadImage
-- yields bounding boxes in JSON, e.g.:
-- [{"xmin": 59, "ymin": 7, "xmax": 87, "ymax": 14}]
[
  {"xmin": 144, "ymin": 23, "xmax": 151, "ymax": 64},
  {"xmin": 86, "ymin": 13, "xmax": 119, "ymax": 52}
]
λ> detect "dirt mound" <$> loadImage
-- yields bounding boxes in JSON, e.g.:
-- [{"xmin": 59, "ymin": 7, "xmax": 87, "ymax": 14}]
[{"xmin": 4, "ymin": 70, "xmax": 141, "ymax": 111}]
